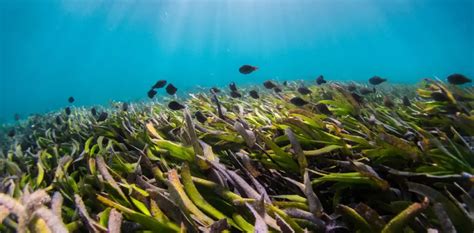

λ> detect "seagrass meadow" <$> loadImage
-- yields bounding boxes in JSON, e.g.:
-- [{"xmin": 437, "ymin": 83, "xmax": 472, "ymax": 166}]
[{"xmin": 0, "ymin": 79, "xmax": 473, "ymax": 233}]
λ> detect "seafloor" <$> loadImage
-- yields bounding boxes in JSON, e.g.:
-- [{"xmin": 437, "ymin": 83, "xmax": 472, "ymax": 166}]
[{"xmin": 0, "ymin": 78, "xmax": 473, "ymax": 233}]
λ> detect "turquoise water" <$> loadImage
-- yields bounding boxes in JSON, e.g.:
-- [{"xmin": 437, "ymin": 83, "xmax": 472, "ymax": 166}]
[{"xmin": 1, "ymin": 0, "xmax": 473, "ymax": 123}]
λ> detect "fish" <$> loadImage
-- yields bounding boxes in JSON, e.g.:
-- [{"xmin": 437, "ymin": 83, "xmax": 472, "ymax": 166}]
[
  {"xmin": 249, "ymin": 90, "xmax": 260, "ymax": 99},
  {"xmin": 97, "ymin": 112, "xmax": 108, "ymax": 122},
  {"xmin": 91, "ymin": 107, "xmax": 97, "ymax": 116},
  {"xmin": 230, "ymin": 91, "xmax": 242, "ymax": 98},
  {"xmin": 68, "ymin": 96, "xmax": 75, "ymax": 103},
  {"xmin": 166, "ymin": 84, "xmax": 178, "ymax": 95},
  {"xmin": 14, "ymin": 114, "xmax": 20, "ymax": 121},
  {"xmin": 147, "ymin": 89, "xmax": 157, "ymax": 99},
  {"xmin": 290, "ymin": 97, "xmax": 308, "ymax": 106},
  {"xmin": 229, "ymin": 82, "xmax": 238, "ymax": 92},
  {"xmin": 239, "ymin": 65, "xmax": 258, "ymax": 74},
  {"xmin": 347, "ymin": 83, "xmax": 357, "ymax": 92},
  {"xmin": 297, "ymin": 86, "xmax": 312, "ymax": 95},
  {"xmin": 55, "ymin": 115, "xmax": 62, "ymax": 125},
  {"xmin": 403, "ymin": 131, "xmax": 417, "ymax": 141},
  {"xmin": 168, "ymin": 101, "xmax": 185, "ymax": 110},
  {"xmin": 369, "ymin": 76, "xmax": 387, "ymax": 85},
  {"xmin": 7, "ymin": 129, "xmax": 15, "ymax": 137},
  {"xmin": 402, "ymin": 96, "xmax": 411, "ymax": 106},
  {"xmin": 122, "ymin": 102, "xmax": 129, "ymax": 112},
  {"xmin": 321, "ymin": 91, "xmax": 333, "ymax": 100},
  {"xmin": 283, "ymin": 81, "xmax": 288, "ymax": 86},
  {"xmin": 194, "ymin": 111, "xmax": 207, "ymax": 123},
  {"xmin": 430, "ymin": 91, "xmax": 449, "ymax": 102},
  {"xmin": 447, "ymin": 73, "xmax": 471, "ymax": 85},
  {"xmin": 263, "ymin": 80, "xmax": 277, "ymax": 89},
  {"xmin": 273, "ymin": 86, "xmax": 282, "ymax": 93},
  {"xmin": 368, "ymin": 114, "xmax": 376, "ymax": 125},
  {"xmin": 454, "ymin": 93, "xmax": 474, "ymax": 102},
  {"xmin": 210, "ymin": 87, "xmax": 221, "ymax": 94},
  {"xmin": 443, "ymin": 105, "xmax": 460, "ymax": 114},
  {"xmin": 315, "ymin": 103, "xmax": 332, "ymax": 115},
  {"xmin": 316, "ymin": 75, "xmax": 327, "ymax": 85},
  {"xmin": 153, "ymin": 80, "xmax": 167, "ymax": 89},
  {"xmin": 65, "ymin": 107, "xmax": 71, "ymax": 115},
  {"xmin": 383, "ymin": 96, "xmax": 395, "ymax": 108},
  {"xmin": 359, "ymin": 87, "xmax": 375, "ymax": 95},
  {"xmin": 351, "ymin": 93, "xmax": 364, "ymax": 103}
]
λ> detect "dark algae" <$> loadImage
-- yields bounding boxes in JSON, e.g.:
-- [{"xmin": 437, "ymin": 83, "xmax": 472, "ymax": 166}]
[{"xmin": 0, "ymin": 77, "xmax": 473, "ymax": 233}]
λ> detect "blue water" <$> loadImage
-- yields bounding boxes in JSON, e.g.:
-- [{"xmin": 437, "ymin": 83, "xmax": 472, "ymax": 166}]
[{"xmin": 1, "ymin": 0, "xmax": 473, "ymax": 123}]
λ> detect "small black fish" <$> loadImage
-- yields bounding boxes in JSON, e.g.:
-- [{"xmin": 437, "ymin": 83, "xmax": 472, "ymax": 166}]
[
  {"xmin": 194, "ymin": 111, "xmax": 207, "ymax": 123},
  {"xmin": 347, "ymin": 83, "xmax": 357, "ymax": 92},
  {"xmin": 68, "ymin": 96, "xmax": 75, "ymax": 103},
  {"xmin": 290, "ymin": 97, "xmax": 308, "ymax": 106},
  {"xmin": 443, "ymin": 104, "xmax": 460, "ymax": 114},
  {"xmin": 91, "ymin": 107, "xmax": 97, "ymax": 116},
  {"xmin": 14, "ymin": 114, "xmax": 20, "ymax": 121},
  {"xmin": 147, "ymin": 89, "xmax": 157, "ymax": 99},
  {"xmin": 122, "ymin": 102, "xmax": 129, "ymax": 112},
  {"xmin": 454, "ymin": 93, "xmax": 474, "ymax": 102},
  {"xmin": 402, "ymin": 96, "xmax": 411, "ymax": 106},
  {"xmin": 229, "ymin": 82, "xmax": 238, "ymax": 92},
  {"xmin": 7, "ymin": 129, "xmax": 15, "ymax": 137},
  {"xmin": 321, "ymin": 92, "xmax": 333, "ymax": 100},
  {"xmin": 97, "ymin": 112, "xmax": 108, "ymax": 122},
  {"xmin": 65, "ymin": 107, "xmax": 71, "ymax": 115},
  {"xmin": 168, "ymin": 101, "xmax": 185, "ymax": 110},
  {"xmin": 431, "ymin": 91, "xmax": 449, "ymax": 102},
  {"xmin": 210, "ymin": 87, "xmax": 221, "ymax": 94},
  {"xmin": 359, "ymin": 87, "xmax": 375, "ymax": 95},
  {"xmin": 55, "ymin": 115, "xmax": 62, "ymax": 125},
  {"xmin": 403, "ymin": 131, "xmax": 417, "ymax": 141},
  {"xmin": 351, "ymin": 93, "xmax": 364, "ymax": 103},
  {"xmin": 297, "ymin": 86, "xmax": 312, "ymax": 95},
  {"xmin": 316, "ymin": 75, "xmax": 326, "ymax": 85},
  {"xmin": 249, "ymin": 90, "xmax": 260, "ymax": 99},
  {"xmin": 263, "ymin": 80, "xmax": 277, "ymax": 89},
  {"xmin": 315, "ymin": 103, "xmax": 332, "ymax": 115},
  {"xmin": 153, "ymin": 80, "xmax": 167, "ymax": 89},
  {"xmin": 239, "ymin": 65, "xmax": 258, "ymax": 74},
  {"xmin": 383, "ymin": 96, "xmax": 395, "ymax": 108},
  {"xmin": 369, "ymin": 76, "xmax": 387, "ymax": 85},
  {"xmin": 273, "ymin": 86, "xmax": 282, "ymax": 93},
  {"xmin": 283, "ymin": 81, "xmax": 288, "ymax": 86},
  {"xmin": 166, "ymin": 84, "xmax": 178, "ymax": 95},
  {"xmin": 230, "ymin": 91, "xmax": 242, "ymax": 98},
  {"xmin": 447, "ymin": 73, "xmax": 471, "ymax": 85}
]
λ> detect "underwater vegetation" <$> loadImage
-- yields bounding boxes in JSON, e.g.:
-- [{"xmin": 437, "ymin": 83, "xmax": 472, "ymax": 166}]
[{"xmin": 0, "ymin": 76, "xmax": 473, "ymax": 233}]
